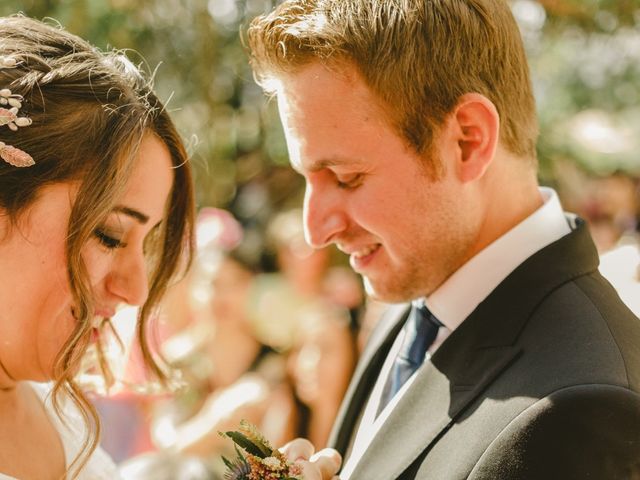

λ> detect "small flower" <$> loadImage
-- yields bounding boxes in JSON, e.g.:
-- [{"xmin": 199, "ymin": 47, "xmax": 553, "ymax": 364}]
[
  {"xmin": 221, "ymin": 421, "xmax": 303, "ymax": 480},
  {"xmin": 288, "ymin": 463, "xmax": 303, "ymax": 478},
  {"xmin": 0, "ymin": 107, "xmax": 17, "ymax": 126},
  {"xmin": 262, "ymin": 457, "xmax": 283, "ymax": 469},
  {"xmin": 224, "ymin": 459, "xmax": 251, "ymax": 480}
]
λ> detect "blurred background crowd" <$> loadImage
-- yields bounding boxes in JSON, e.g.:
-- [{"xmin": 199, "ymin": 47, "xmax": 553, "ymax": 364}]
[{"xmin": 2, "ymin": 0, "xmax": 640, "ymax": 478}]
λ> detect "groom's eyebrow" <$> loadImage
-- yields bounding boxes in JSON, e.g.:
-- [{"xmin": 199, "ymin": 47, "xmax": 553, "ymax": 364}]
[
  {"xmin": 295, "ymin": 156, "xmax": 361, "ymax": 174},
  {"xmin": 114, "ymin": 206, "xmax": 149, "ymax": 225},
  {"xmin": 310, "ymin": 158, "xmax": 344, "ymax": 172}
]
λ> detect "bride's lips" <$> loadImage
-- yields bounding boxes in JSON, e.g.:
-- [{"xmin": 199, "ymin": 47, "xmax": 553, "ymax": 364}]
[
  {"xmin": 70, "ymin": 307, "xmax": 101, "ymax": 342},
  {"xmin": 95, "ymin": 308, "xmax": 115, "ymax": 319},
  {"xmin": 92, "ymin": 310, "xmax": 115, "ymax": 339},
  {"xmin": 70, "ymin": 307, "xmax": 115, "ymax": 339},
  {"xmin": 70, "ymin": 307, "xmax": 115, "ymax": 322}
]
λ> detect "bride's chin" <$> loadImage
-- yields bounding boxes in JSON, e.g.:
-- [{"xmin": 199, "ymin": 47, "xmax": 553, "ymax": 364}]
[{"xmin": 0, "ymin": 360, "xmax": 17, "ymax": 390}]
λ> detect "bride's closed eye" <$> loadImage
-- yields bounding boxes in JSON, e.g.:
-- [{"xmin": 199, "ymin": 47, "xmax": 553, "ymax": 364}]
[{"xmin": 94, "ymin": 228, "xmax": 126, "ymax": 250}]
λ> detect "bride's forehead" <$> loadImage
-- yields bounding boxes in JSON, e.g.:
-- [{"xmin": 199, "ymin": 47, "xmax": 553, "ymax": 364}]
[{"xmin": 115, "ymin": 135, "xmax": 174, "ymax": 220}]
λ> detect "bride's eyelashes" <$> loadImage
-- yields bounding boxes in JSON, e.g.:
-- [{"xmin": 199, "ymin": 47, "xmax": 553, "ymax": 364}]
[{"xmin": 93, "ymin": 228, "xmax": 126, "ymax": 250}]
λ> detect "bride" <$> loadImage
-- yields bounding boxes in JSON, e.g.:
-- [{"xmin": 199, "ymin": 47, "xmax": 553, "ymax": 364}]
[{"xmin": 0, "ymin": 15, "xmax": 194, "ymax": 480}]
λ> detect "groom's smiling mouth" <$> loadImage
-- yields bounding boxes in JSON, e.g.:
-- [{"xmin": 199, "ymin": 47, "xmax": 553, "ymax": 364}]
[{"xmin": 340, "ymin": 243, "xmax": 382, "ymax": 272}]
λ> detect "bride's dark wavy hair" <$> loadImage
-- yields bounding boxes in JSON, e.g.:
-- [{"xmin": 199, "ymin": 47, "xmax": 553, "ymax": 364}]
[{"xmin": 0, "ymin": 15, "xmax": 195, "ymax": 478}]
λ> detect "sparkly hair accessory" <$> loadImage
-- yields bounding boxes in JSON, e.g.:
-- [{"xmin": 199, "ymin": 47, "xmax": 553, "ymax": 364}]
[{"xmin": 0, "ymin": 55, "xmax": 34, "ymax": 168}]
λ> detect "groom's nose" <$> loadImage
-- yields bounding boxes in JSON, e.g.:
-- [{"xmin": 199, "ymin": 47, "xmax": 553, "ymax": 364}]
[{"xmin": 303, "ymin": 180, "xmax": 347, "ymax": 249}]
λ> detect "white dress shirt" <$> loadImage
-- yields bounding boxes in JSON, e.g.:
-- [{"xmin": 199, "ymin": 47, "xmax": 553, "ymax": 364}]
[{"xmin": 340, "ymin": 187, "xmax": 571, "ymax": 479}]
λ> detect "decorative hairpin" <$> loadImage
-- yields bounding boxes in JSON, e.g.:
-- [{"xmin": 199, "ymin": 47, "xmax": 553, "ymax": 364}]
[{"xmin": 0, "ymin": 55, "xmax": 34, "ymax": 168}]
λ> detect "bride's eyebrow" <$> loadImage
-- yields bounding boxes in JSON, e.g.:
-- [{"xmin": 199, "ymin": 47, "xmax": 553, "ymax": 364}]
[{"xmin": 113, "ymin": 206, "xmax": 149, "ymax": 225}]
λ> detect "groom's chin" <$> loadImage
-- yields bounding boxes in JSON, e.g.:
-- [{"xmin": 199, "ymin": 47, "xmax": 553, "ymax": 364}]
[{"xmin": 363, "ymin": 276, "xmax": 409, "ymax": 304}]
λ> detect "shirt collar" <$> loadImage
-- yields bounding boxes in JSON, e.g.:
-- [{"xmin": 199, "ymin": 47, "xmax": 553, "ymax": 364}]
[{"xmin": 424, "ymin": 187, "xmax": 571, "ymax": 332}]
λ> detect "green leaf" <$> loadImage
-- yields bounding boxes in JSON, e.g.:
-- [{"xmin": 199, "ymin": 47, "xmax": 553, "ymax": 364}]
[
  {"xmin": 238, "ymin": 420, "xmax": 274, "ymax": 457},
  {"xmin": 225, "ymin": 430, "xmax": 269, "ymax": 458},
  {"xmin": 234, "ymin": 444, "xmax": 247, "ymax": 462},
  {"xmin": 221, "ymin": 455, "xmax": 234, "ymax": 470}
]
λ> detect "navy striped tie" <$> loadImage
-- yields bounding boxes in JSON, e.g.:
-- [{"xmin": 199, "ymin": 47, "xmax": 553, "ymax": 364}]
[{"xmin": 377, "ymin": 303, "xmax": 442, "ymax": 416}]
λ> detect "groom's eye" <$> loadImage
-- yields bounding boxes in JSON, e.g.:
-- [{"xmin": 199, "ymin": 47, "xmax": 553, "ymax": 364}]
[{"xmin": 336, "ymin": 173, "xmax": 364, "ymax": 189}]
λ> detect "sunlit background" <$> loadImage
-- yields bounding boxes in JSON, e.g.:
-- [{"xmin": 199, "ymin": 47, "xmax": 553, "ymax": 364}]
[
  {"xmin": 2, "ymin": 1, "xmax": 640, "ymax": 477},
  {"xmin": 2, "ymin": 0, "xmax": 639, "ymax": 236}
]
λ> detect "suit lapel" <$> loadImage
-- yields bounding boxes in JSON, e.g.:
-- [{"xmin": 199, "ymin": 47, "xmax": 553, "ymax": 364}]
[{"xmin": 347, "ymin": 340, "xmax": 521, "ymax": 480}]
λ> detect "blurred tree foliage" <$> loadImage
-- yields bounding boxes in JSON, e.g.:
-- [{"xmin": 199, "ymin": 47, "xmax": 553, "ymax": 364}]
[
  {"xmin": 1, "ymin": 0, "xmax": 639, "ymax": 214},
  {"xmin": 521, "ymin": 0, "xmax": 640, "ymax": 182}
]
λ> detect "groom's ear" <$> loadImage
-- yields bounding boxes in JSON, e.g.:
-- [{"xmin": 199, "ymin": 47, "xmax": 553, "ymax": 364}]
[{"xmin": 445, "ymin": 93, "xmax": 500, "ymax": 183}]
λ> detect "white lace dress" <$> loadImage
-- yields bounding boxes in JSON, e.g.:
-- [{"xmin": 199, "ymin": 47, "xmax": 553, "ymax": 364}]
[{"xmin": 0, "ymin": 383, "xmax": 121, "ymax": 480}]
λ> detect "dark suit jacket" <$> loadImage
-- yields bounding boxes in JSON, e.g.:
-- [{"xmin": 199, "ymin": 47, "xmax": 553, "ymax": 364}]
[{"xmin": 329, "ymin": 219, "xmax": 640, "ymax": 479}]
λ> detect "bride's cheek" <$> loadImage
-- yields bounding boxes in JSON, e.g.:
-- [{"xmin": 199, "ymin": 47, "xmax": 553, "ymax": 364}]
[{"xmin": 81, "ymin": 244, "xmax": 113, "ymax": 286}]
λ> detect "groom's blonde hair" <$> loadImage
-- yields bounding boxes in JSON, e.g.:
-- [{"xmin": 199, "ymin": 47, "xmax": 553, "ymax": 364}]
[{"xmin": 248, "ymin": 0, "xmax": 538, "ymax": 167}]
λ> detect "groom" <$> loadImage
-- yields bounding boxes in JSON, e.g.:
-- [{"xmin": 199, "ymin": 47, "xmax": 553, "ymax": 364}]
[{"xmin": 248, "ymin": 1, "xmax": 640, "ymax": 478}]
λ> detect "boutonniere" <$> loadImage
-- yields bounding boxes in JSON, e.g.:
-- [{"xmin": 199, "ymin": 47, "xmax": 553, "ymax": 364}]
[{"xmin": 221, "ymin": 420, "xmax": 303, "ymax": 480}]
